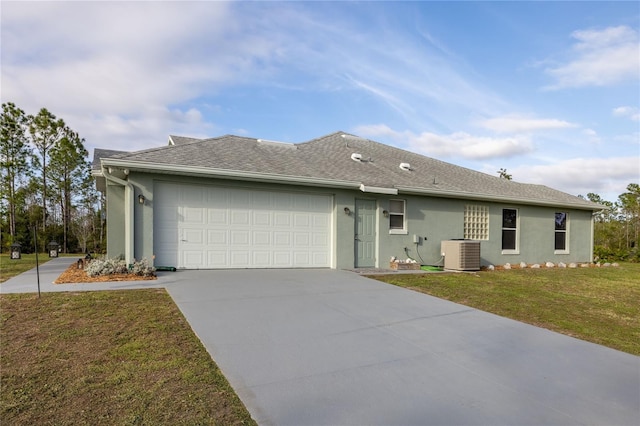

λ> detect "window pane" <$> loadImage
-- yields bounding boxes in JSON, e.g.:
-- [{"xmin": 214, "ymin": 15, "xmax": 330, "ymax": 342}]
[
  {"xmin": 555, "ymin": 232, "xmax": 566, "ymax": 250},
  {"xmin": 502, "ymin": 209, "xmax": 517, "ymax": 228},
  {"xmin": 389, "ymin": 214, "xmax": 404, "ymax": 229},
  {"xmin": 555, "ymin": 212, "xmax": 567, "ymax": 230},
  {"xmin": 502, "ymin": 229, "xmax": 516, "ymax": 250},
  {"xmin": 389, "ymin": 200, "xmax": 404, "ymax": 214}
]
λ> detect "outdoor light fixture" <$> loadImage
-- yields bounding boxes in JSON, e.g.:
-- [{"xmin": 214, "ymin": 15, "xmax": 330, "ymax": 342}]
[
  {"xmin": 383, "ymin": 210, "xmax": 389, "ymax": 218},
  {"xmin": 344, "ymin": 207, "xmax": 351, "ymax": 215},
  {"xmin": 138, "ymin": 194, "xmax": 145, "ymax": 205},
  {"xmin": 10, "ymin": 243, "xmax": 21, "ymax": 260}
]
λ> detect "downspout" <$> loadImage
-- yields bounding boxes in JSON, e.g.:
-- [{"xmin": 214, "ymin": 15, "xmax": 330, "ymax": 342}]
[
  {"xmin": 590, "ymin": 211, "xmax": 596, "ymax": 263},
  {"xmin": 102, "ymin": 166, "xmax": 134, "ymax": 266}
]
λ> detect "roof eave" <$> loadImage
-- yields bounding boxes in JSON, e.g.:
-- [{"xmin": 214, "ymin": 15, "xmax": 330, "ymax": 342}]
[
  {"xmin": 92, "ymin": 169, "xmax": 107, "ymax": 193},
  {"xmin": 395, "ymin": 185, "xmax": 603, "ymax": 211},
  {"xmin": 98, "ymin": 159, "xmax": 605, "ymax": 210},
  {"xmin": 100, "ymin": 159, "xmax": 361, "ymax": 190}
]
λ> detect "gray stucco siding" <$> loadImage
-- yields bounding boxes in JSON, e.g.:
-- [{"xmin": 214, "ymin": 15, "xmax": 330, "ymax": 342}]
[
  {"xmin": 374, "ymin": 196, "xmax": 594, "ymax": 268},
  {"xmin": 106, "ymin": 172, "xmax": 595, "ymax": 269},
  {"xmin": 334, "ymin": 191, "xmax": 357, "ymax": 269},
  {"xmin": 374, "ymin": 195, "xmax": 464, "ymax": 266},
  {"xmin": 134, "ymin": 173, "xmax": 155, "ymax": 262},
  {"xmin": 105, "ymin": 183, "xmax": 125, "ymax": 259},
  {"xmin": 490, "ymin": 205, "xmax": 593, "ymax": 265}
]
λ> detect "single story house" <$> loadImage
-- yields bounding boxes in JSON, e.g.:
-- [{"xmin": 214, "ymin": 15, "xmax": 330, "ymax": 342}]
[{"xmin": 93, "ymin": 131, "xmax": 602, "ymax": 270}]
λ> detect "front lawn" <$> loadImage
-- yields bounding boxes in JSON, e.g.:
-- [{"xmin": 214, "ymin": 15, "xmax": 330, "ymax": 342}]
[
  {"xmin": 0, "ymin": 254, "xmax": 51, "ymax": 283},
  {"xmin": 370, "ymin": 263, "xmax": 640, "ymax": 355},
  {"xmin": 0, "ymin": 289, "xmax": 256, "ymax": 425}
]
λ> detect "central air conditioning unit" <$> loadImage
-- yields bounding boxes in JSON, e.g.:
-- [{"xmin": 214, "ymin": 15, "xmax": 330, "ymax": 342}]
[{"xmin": 441, "ymin": 240, "xmax": 481, "ymax": 271}]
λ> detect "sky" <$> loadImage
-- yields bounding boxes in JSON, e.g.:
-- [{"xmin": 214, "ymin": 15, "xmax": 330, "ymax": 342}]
[{"xmin": 2, "ymin": 1, "xmax": 639, "ymax": 203}]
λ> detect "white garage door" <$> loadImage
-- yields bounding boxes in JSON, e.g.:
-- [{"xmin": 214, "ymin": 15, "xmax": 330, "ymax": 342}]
[{"xmin": 154, "ymin": 182, "xmax": 333, "ymax": 269}]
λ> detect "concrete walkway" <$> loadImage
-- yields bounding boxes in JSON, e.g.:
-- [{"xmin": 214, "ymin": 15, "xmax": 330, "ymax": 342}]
[
  {"xmin": 2, "ymin": 260, "xmax": 639, "ymax": 425},
  {"xmin": 0, "ymin": 257, "xmax": 170, "ymax": 293}
]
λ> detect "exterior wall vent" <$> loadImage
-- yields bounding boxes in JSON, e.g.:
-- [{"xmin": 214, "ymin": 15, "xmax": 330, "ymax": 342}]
[
  {"xmin": 351, "ymin": 153, "xmax": 363, "ymax": 162},
  {"xmin": 441, "ymin": 240, "xmax": 481, "ymax": 271},
  {"xmin": 399, "ymin": 162, "xmax": 411, "ymax": 171}
]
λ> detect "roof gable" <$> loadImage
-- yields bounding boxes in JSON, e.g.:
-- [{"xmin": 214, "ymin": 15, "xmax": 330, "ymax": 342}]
[{"xmin": 92, "ymin": 148, "xmax": 129, "ymax": 170}]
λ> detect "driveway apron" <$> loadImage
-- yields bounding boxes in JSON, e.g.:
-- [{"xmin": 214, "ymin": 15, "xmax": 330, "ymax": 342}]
[{"xmin": 166, "ymin": 269, "xmax": 639, "ymax": 426}]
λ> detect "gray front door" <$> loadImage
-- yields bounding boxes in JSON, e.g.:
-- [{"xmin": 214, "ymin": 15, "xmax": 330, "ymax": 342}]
[{"xmin": 355, "ymin": 199, "xmax": 376, "ymax": 267}]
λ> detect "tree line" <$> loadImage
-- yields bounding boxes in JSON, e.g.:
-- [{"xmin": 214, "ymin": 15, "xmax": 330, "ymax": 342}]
[
  {"xmin": 584, "ymin": 185, "xmax": 640, "ymax": 262},
  {"xmin": 2, "ymin": 102, "xmax": 639, "ymax": 261},
  {"xmin": 1, "ymin": 102, "xmax": 102, "ymax": 254}
]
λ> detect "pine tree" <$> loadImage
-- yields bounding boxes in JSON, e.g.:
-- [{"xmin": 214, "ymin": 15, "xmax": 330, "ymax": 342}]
[
  {"xmin": 0, "ymin": 102, "xmax": 32, "ymax": 243},
  {"xmin": 28, "ymin": 108, "xmax": 66, "ymax": 235},
  {"xmin": 49, "ymin": 129, "xmax": 91, "ymax": 252}
]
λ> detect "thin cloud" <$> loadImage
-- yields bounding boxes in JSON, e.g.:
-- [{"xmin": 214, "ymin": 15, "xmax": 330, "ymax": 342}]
[
  {"xmin": 355, "ymin": 124, "xmax": 534, "ymax": 160},
  {"xmin": 480, "ymin": 116, "xmax": 577, "ymax": 133},
  {"xmin": 544, "ymin": 25, "xmax": 640, "ymax": 90},
  {"xmin": 1, "ymin": 2, "xmax": 277, "ymax": 150},
  {"xmin": 612, "ymin": 106, "xmax": 640, "ymax": 122},
  {"xmin": 512, "ymin": 156, "xmax": 639, "ymax": 199},
  {"xmin": 582, "ymin": 128, "xmax": 601, "ymax": 144},
  {"xmin": 1, "ymin": 2, "xmax": 505, "ymax": 151},
  {"xmin": 67, "ymin": 106, "xmax": 216, "ymax": 152},
  {"xmin": 267, "ymin": 5, "xmax": 508, "ymax": 127},
  {"xmin": 345, "ymin": 75, "xmax": 415, "ymax": 120}
]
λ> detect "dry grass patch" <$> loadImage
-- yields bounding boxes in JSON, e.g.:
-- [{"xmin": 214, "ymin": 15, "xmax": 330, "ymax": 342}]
[{"xmin": 1, "ymin": 289, "xmax": 256, "ymax": 425}]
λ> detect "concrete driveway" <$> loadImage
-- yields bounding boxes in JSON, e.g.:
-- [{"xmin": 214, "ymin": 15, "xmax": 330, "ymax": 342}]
[
  {"xmin": 3, "ymin": 260, "xmax": 639, "ymax": 425},
  {"xmin": 166, "ymin": 269, "xmax": 640, "ymax": 426}
]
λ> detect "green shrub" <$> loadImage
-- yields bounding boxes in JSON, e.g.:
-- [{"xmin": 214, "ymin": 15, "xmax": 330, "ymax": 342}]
[
  {"xmin": 85, "ymin": 257, "xmax": 156, "ymax": 277},
  {"xmin": 129, "ymin": 258, "xmax": 156, "ymax": 277},
  {"xmin": 593, "ymin": 245, "xmax": 639, "ymax": 263},
  {"xmin": 85, "ymin": 257, "xmax": 128, "ymax": 277}
]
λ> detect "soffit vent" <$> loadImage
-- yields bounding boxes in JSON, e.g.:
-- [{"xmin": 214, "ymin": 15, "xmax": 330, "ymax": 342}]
[{"xmin": 399, "ymin": 162, "xmax": 411, "ymax": 171}]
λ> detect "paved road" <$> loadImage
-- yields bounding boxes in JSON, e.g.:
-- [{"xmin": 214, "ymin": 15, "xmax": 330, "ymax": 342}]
[{"xmin": 3, "ymin": 259, "xmax": 639, "ymax": 425}]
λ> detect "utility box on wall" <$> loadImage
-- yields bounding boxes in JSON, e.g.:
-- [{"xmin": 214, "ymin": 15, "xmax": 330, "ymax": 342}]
[{"xmin": 441, "ymin": 240, "xmax": 481, "ymax": 271}]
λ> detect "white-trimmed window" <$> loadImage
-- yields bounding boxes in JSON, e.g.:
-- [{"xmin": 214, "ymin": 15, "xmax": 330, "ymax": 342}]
[
  {"xmin": 388, "ymin": 199, "xmax": 407, "ymax": 234},
  {"xmin": 464, "ymin": 205, "xmax": 489, "ymax": 240},
  {"xmin": 502, "ymin": 208, "xmax": 518, "ymax": 253},
  {"xmin": 554, "ymin": 212, "xmax": 569, "ymax": 253}
]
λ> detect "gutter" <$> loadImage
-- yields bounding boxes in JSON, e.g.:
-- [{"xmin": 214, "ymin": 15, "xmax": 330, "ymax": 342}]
[
  {"xmin": 102, "ymin": 166, "xmax": 134, "ymax": 265},
  {"xmin": 100, "ymin": 159, "xmax": 362, "ymax": 190},
  {"xmin": 395, "ymin": 185, "xmax": 605, "ymax": 211},
  {"xmin": 359, "ymin": 184, "xmax": 398, "ymax": 195},
  {"xmin": 99, "ymin": 159, "xmax": 604, "ymax": 211}
]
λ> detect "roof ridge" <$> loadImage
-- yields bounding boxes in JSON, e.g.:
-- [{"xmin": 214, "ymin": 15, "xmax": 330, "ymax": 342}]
[
  {"xmin": 94, "ymin": 131, "xmax": 602, "ymax": 210},
  {"xmin": 117, "ymin": 134, "xmax": 250, "ymax": 158},
  {"xmin": 296, "ymin": 131, "xmax": 349, "ymax": 145}
]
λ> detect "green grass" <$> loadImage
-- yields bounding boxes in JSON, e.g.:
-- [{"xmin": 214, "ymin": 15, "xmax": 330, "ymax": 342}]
[
  {"xmin": 371, "ymin": 263, "xmax": 640, "ymax": 356},
  {"xmin": 0, "ymin": 254, "xmax": 53, "ymax": 283},
  {"xmin": 1, "ymin": 290, "xmax": 256, "ymax": 425},
  {"xmin": 1, "ymin": 253, "xmax": 85, "ymax": 283}
]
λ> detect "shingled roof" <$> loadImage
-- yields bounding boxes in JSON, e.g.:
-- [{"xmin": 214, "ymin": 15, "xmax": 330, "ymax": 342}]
[
  {"xmin": 168, "ymin": 135, "xmax": 202, "ymax": 145},
  {"xmin": 94, "ymin": 131, "xmax": 602, "ymax": 210}
]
